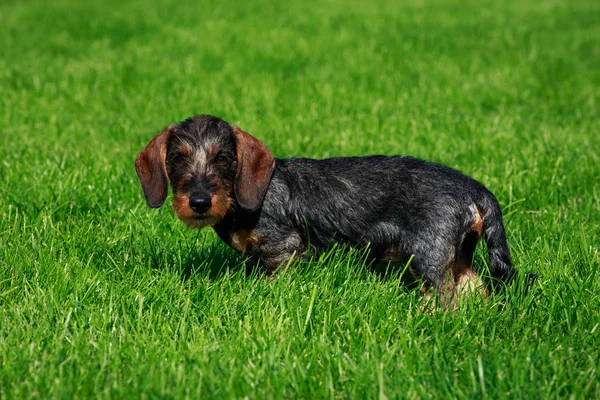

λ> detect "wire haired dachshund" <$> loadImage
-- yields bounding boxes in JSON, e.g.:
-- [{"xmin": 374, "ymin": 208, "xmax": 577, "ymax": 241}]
[{"xmin": 135, "ymin": 115, "xmax": 527, "ymax": 305}]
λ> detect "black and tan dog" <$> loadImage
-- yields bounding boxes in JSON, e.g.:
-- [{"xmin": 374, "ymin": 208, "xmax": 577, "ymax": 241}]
[{"xmin": 135, "ymin": 115, "xmax": 523, "ymax": 303}]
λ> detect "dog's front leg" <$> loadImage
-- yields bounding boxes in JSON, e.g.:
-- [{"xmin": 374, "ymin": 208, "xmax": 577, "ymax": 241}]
[{"xmin": 256, "ymin": 229, "xmax": 306, "ymax": 276}]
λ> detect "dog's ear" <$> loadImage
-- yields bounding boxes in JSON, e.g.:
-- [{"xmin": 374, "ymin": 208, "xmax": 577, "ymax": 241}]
[
  {"xmin": 232, "ymin": 126, "xmax": 275, "ymax": 212},
  {"xmin": 134, "ymin": 125, "xmax": 174, "ymax": 208}
]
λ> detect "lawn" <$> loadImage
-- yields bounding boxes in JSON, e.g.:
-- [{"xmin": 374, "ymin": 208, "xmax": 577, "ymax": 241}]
[{"xmin": 1, "ymin": 0, "xmax": 599, "ymax": 398}]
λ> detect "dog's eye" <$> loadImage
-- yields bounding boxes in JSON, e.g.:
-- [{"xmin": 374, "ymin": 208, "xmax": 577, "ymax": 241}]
[
  {"xmin": 173, "ymin": 153, "xmax": 185, "ymax": 163},
  {"xmin": 214, "ymin": 153, "xmax": 229, "ymax": 164}
]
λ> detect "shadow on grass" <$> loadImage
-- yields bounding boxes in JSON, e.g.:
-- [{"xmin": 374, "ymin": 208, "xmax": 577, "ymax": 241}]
[
  {"xmin": 145, "ymin": 233, "xmax": 538, "ymax": 307},
  {"xmin": 176, "ymin": 245, "xmax": 245, "ymax": 282},
  {"xmin": 143, "ymin": 232, "xmax": 249, "ymax": 282}
]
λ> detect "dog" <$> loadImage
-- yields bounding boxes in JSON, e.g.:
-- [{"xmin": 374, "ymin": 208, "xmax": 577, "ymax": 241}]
[{"xmin": 135, "ymin": 114, "xmax": 523, "ymax": 304}]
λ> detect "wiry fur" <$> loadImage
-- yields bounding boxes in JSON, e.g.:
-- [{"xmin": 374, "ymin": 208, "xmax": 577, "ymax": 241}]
[{"xmin": 135, "ymin": 115, "xmax": 525, "ymax": 306}]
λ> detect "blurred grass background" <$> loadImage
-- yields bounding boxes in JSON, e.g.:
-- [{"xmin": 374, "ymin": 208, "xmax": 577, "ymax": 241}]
[{"xmin": 1, "ymin": 0, "xmax": 599, "ymax": 398}]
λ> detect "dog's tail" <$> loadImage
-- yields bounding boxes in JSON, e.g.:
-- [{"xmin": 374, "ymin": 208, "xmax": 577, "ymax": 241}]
[{"xmin": 475, "ymin": 192, "xmax": 517, "ymax": 285}]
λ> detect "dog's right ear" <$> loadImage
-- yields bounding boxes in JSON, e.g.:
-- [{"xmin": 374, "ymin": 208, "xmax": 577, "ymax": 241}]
[{"xmin": 134, "ymin": 125, "xmax": 174, "ymax": 208}]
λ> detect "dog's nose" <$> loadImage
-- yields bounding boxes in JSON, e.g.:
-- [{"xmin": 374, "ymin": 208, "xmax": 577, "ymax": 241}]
[{"xmin": 189, "ymin": 196, "xmax": 212, "ymax": 214}]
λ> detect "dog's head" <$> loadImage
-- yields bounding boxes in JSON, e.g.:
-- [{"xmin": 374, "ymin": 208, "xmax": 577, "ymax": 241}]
[{"xmin": 134, "ymin": 115, "xmax": 275, "ymax": 229}]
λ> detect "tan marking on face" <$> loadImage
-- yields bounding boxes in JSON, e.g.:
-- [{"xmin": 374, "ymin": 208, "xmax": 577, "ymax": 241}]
[
  {"xmin": 207, "ymin": 192, "xmax": 233, "ymax": 220},
  {"xmin": 172, "ymin": 178, "xmax": 195, "ymax": 219},
  {"xmin": 172, "ymin": 193, "xmax": 192, "ymax": 219},
  {"xmin": 230, "ymin": 230, "xmax": 260, "ymax": 254},
  {"xmin": 171, "ymin": 192, "xmax": 219, "ymax": 229},
  {"xmin": 171, "ymin": 174, "xmax": 233, "ymax": 230},
  {"xmin": 207, "ymin": 144, "xmax": 219, "ymax": 159},
  {"xmin": 471, "ymin": 204, "xmax": 484, "ymax": 235},
  {"xmin": 177, "ymin": 145, "xmax": 191, "ymax": 158},
  {"xmin": 172, "ymin": 194, "xmax": 214, "ymax": 228}
]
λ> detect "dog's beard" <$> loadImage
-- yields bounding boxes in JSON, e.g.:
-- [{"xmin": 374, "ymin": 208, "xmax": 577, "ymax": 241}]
[{"xmin": 178, "ymin": 215, "xmax": 219, "ymax": 229}]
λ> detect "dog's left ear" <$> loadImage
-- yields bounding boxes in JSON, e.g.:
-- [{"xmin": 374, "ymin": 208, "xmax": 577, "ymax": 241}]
[
  {"xmin": 232, "ymin": 126, "xmax": 275, "ymax": 212},
  {"xmin": 134, "ymin": 125, "xmax": 174, "ymax": 208}
]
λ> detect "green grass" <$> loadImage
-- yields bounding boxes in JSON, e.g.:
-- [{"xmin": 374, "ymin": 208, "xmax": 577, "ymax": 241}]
[{"xmin": 1, "ymin": 0, "xmax": 599, "ymax": 398}]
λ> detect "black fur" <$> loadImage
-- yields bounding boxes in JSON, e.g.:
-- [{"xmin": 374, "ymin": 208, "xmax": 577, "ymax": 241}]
[
  {"xmin": 215, "ymin": 156, "xmax": 514, "ymax": 281},
  {"xmin": 136, "ymin": 115, "xmax": 523, "ymax": 301}
]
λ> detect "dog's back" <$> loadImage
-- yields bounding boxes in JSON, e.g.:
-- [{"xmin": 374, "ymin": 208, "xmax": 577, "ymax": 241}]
[{"xmin": 259, "ymin": 156, "xmax": 487, "ymax": 251}]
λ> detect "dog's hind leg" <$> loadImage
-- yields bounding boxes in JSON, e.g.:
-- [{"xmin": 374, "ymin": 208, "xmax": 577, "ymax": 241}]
[
  {"xmin": 413, "ymin": 230, "xmax": 487, "ymax": 309},
  {"xmin": 453, "ymin": 230, "xmax": 488, "ymax": 300}
]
